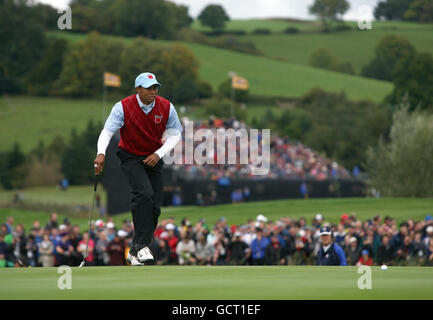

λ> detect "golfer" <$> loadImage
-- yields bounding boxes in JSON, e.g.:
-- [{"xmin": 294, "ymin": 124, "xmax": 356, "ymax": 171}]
[
  {"xmin": 316, "ymin": 226, "xmax": 347, "ymax": 266},
  {"xmin": 94, "ymin": 72, "xmax": 182, "ymax": 266}
]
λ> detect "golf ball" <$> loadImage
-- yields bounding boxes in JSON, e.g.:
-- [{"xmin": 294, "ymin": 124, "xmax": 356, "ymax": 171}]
[{"xmin": 381, "ymin": 265, "xmax": 388, "ymax": 271}]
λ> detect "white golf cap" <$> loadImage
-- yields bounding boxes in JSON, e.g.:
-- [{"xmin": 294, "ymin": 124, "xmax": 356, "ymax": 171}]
[
  {"xmin": 107, "ymin": 222, "xmax": 115, "ymax": 229},
  {"xmin": 315, "ymin": 213, "xmax": 323, "ymax": 221},
  {"xmin": 427, "ymin": 226, "xmax": 433, "ymax": 233},
  {"xmin": 257, "ymin": 214, "xmax": 268, "ymax": 222},
  {"xmin": 166, "ymin": 223, "xmax": 175, "ymax": 231},
  {"xmin": 95, "ymin": 219, "xmax": 104, "ymax": 228},
  {"xmin": 135, "ymin": 72, "xmax": 161, "ymax": 88},
  {"xmin": 117, "ymin": 230, "xmax": 128, "ymax": 237},
  {"xmin": 59, "ymin": 224, "xmax": 67, "ymax": 231},
  {"xmin": 350, "ymin": 236, "xmax": 357, "ymax": 243}
]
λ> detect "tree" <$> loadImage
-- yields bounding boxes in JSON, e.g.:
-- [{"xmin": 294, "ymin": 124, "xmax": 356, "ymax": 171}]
[
  {"xmin": 0, "ymin": 142, "xmax": 26, "ymax": 189},
  {"xmin": 367, "ymin": 101, "xmax": 433, "ymax": 197},
  {"xmin": 309, "ymin": 48, "xmax": 354, "ymax": 75},
  {"xmin": 309, "ymin": 0, "xmax": 350, "ymax": 32},
  {"xmin": 204, "ymin": 97, "xmax": 247, "ymax": 121},
  {"xmin": 54, "ymin": 32, "xmax": 124, "ymax": 97},
  {"xmin": 389, "ymin": 52, "xmax": 433, "ymax": 110},
  {"xmin": 374, "ymin": 0, "xmax": 413, "ymax": 20},
  {"xmin": 362, "ymin": 35, "xmax": 415, "ymax": 81},
  {"xmin": 26, "ymin": 38, "xmax": 68, "ymax": 95},
  {"xmin": 404, "ymin": 0, "xmax": 433, "ymax": 22},
  {"xmin": 0, "ymin": 0, "xmax": 47, "ymax": 93},
  {"xmin": 118, "ymin": 38, "xmax": 200, "ymax": 101},
  {"xmin": 114, "ymin": 0, "xmax": 189, "ymax": 39},
  {"xmin": 61, "ymin": 120, "xmax": 102, "ymax": 185},
  {"xmin": 298, "ymin": 88, "xmax": 390, "ymax": 170},
  {"xmin": 198, "ymin": 4, "xmax": 230, "ymax": 32}
]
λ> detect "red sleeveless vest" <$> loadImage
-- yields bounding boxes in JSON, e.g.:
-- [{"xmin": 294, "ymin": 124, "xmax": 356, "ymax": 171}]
[{"xmin": 118, "ymin": 94, "xmax": 170, "ymax": 156}]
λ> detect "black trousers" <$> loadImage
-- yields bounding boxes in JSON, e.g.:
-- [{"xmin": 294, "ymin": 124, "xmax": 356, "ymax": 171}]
[{"xmin": 116, "ymin": 147, "xmax": 164, "ymax": 255}]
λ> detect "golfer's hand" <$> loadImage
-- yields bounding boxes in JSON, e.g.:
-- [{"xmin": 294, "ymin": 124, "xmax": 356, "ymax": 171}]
[
  {"xmin": 94, "ymin": 154, "xmax": 105, "ymax": 175},
  {"xmin": 142, "ymin": 153, "xmax": 160, "ymax": 167}
]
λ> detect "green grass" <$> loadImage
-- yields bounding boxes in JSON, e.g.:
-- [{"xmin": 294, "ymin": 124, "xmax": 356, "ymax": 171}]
[
  {"xmin": 0, "ymin": 95, "xmax": 119, "ymax": 152},
  {"xmin": 1, "ymin": 196, "xmax": 432, "ymax": 233},
  {"xmin": 48, "ymin": 31, "xmax": 393, "ymax": 103},
  {"xmin": 184, "ymin": 42, "xmax": 392, "ymax": 101},
  {"xmin": 185, "ymin": 103, "xmax": 285, "ymax": 122},
  {"xmin": 0, "ymin": 96, "xmax": 289, "ymax": 153},
  {"xmin": 0, "ymin": 266, "xmax": 432, "ymax": 299},
  {"xmin": 243, "ymin": 21, "xmax": 433, "ymax": 74}
]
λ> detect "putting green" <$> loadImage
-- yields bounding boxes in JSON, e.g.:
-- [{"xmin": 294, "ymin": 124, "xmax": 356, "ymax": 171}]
[{"xmin": 1, "ymin": 266, "xmax": 432, "ymax": 300}]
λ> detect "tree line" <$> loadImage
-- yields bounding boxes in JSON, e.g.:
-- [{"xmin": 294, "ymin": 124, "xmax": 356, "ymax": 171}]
[{"xmin": 0, "ymin": 119, "xmax": 102, "ymax": 189}]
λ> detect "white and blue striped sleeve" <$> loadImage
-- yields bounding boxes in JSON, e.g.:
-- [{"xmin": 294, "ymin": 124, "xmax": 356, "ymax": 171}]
[{"xmin": 104, "ymin": 101, "xmax": 124, "ymax": 133}]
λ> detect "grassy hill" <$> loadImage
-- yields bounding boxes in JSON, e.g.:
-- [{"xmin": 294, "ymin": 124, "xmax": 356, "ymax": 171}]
[
  {"xmin": 0, "ymin": 96, "xmax": 115, "ymax": 152},
  {"xmin": 240, "ymin": 21, "xmax": 433, "ymax": 74},
  {"xmin": 0, "ymin": 94, "xmax": 284, "ymax": 153},
  {"xmin": 47, "ymin": 31, "xmax": 393, "ymax": 102}
]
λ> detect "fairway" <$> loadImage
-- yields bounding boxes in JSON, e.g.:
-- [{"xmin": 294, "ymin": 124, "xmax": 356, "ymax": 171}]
[{"xmin": 0, "ymin": 266, "xmax": 432, "ymax": 300}]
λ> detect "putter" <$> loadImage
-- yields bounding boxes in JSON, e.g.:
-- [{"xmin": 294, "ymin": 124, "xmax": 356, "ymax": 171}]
[{"xmin": 79, "ymin": 172, "xmax": 99, "ymax": 268}]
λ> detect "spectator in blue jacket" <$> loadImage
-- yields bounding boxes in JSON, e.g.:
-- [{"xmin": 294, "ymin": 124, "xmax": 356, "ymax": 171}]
[
  {"xmin": 317, "ymin": 226, "xmax": 347, "ymax": 266},
  {"xmin": 250, "ymin": 227, "xmax": 270, "ymax": 265}
]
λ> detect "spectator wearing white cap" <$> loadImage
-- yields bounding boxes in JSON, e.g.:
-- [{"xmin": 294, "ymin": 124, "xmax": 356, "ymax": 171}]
[
  {"xmin": 106, "ymin": 222, "xmax": 116, "ymax": 242},
  {"xmin": 163, "ymin": 223, "xmax": 179, "ymax": 264},
  {"xmin": 423, "ymin": 225, "xmax": 433, "ymax": 247}
]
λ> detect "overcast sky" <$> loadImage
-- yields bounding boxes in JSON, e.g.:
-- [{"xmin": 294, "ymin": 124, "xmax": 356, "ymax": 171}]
[{"xmin": 37, "ymin": 0, "xmax": 380, "ymax": 20}]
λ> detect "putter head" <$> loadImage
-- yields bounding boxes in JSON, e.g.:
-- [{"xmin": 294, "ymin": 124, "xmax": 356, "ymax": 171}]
[{"xmin": 78, "ymin": 261, "xmax": 85, "ymax": 268}]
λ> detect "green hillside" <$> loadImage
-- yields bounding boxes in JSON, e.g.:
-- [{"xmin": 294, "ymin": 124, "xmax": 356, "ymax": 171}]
[
  {"xmin": 48, "ymin": 31, "xmax": 393, "ymax": 102},
  {"xmin": 0, "ymin": 96, "xmax": 116, "ymax": 152},
  {"xmin": 242, "ymin": 21, "xmax": 433, "ymax": 73},
  {"xmin": 184, "ymin": 42, "xmax": 392, "ymax": 100},
  {"xmin": 0, "ymin": 95, "xmax": 283, "ymax": 153}
]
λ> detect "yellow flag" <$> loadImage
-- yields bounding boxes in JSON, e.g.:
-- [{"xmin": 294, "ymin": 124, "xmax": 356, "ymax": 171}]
[
  {"xmin": 231, "ymin": 75, "xmax": 249, "ymax": 90},
  {"xmin": 104, "ymin": 72, "xmax": 121, "ymax": 87}
]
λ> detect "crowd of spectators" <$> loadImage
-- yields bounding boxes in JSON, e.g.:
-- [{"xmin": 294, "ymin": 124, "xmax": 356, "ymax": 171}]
[
  {"xmin": 1, "ymin": 211, "xmax": 433, "ymax": 268},
  {"xmin": 170, "ymin": 117, "xmax": 355, "ymax": 181}
]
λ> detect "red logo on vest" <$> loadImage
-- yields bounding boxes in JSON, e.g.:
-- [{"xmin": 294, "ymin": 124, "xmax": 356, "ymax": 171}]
[
  {"xmin": 154, "ymin": 115, "xmax": 162, "ymax": 124},
  {"xmin": 148, "ymin": 75, "xmax": 154, "ymax": 79}
]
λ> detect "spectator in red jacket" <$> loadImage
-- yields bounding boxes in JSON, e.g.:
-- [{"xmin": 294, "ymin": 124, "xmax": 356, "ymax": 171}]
[
  {"xmin": 356, "ymin": 249, "xmax": 373, "ymax": 266},
  {"xmin": 162, "ymin": 223, "xmax": 178, "ymax": 264}
]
